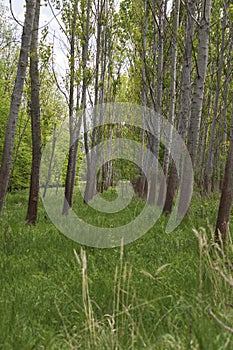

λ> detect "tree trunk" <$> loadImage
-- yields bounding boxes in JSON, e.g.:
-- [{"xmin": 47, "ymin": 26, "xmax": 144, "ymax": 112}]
[
  {"xmin": 162, "ymin": 0, "xmax": 180, "ymax": 178},
  {"xmin": 96, "ymin": 1, "xmax": 108, "ymax": 192},
  {"xmin": 220, "ymin": 33, "xmax": 232, "ymax": 190},
  {"xmin": 215, "ymin": 96, "xmax": 233, "ymax": 245},
  {"xmin": 138, "ymin": 0, "xmax": 148, "ymax": 200},
  {"xmin": 43, "ymin": 123, "xmax": 56, "ymax": 198},
  {"xmin": 62, "ymin": 0, "xmax": 79, "ymax": 215},
  {"xmin": 187, "ymin": 0, "xmax": 212, "ymax": 167},
  {"xmin": 148, "ymin": 0, "xmax": 166, "ymax": 205},
  {"xmin": 175, "ymin": 0, "xmax": 212, "ymax": 217},
  {"xmin": 204, "ymin": 1, "xmax": 229, "ymax": 193},
  {"xmin": 26, "ymin": 0, "xmax": 41, "ymax": 225},
  {"xmin": 9, "ymin": 114, "xmax": 30, "ymax": 189},
  {"xmin": 156, "ymin": 0, "xmax": 166, "ymax": 115},
  {"xmin": 158, "ymin": 0, "xmax": 180, "ymax": 207},
  {"xmin": 82, "ymin": 0, "xmax": 93, "ymax": 204},
  {"xmin": 0, "ymin": 0, "xmax": 36, "ymax": 215},
  {"xmin": 163, "ymin": 0, "xmax": 195, "ymax": 214}
]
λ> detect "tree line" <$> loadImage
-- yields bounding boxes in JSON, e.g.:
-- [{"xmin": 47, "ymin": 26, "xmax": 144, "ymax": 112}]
[{"xmin": 0, "ymin": 0, "xmax": 232, "ymax": 244}]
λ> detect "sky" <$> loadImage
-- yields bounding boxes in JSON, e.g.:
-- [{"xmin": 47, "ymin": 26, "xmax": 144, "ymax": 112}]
[
  {"xmin": 2, "ymin": 0, "xmax": 55, "ymax": 27},
  {"xmin": 1, "ymin": 0, "xmax": 173, "ymax": 78},
  {"xmin": 2, "ymin": 0, "xmax": 68, "ymax": 75}
]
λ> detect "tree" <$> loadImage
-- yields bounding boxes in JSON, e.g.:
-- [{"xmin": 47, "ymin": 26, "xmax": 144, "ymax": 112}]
[
  {"xmin": 163, "ymin": 0, "xmax": 196, "ymax": 214},
  {"xmin": 62, "ymin": 0, "xmax": 80, "ymax": 215},
  {"xmin": 26, "ymin": 0, "xmax": 42, "ymax": 224},
  {"xmin": 204, "ymin": 0, "xmax": 230, "ymax": 193},
  {"xmin": 187, "ymin": 0, "xmax": 212, "ymax": 167},
  {"xmin": 215, "ymin": 95, "xmax": 233, "ymax": 245},
  {"xmin": 0, "ymin": 0, "xmax": 36, "ymax": 215},
  {"xmin": 176, "ymin": 0, "xmax": 212, "ymax": 217},
  {"xmin": 162, "ymin": 0, "xmax": 180, "ymax": 179}
]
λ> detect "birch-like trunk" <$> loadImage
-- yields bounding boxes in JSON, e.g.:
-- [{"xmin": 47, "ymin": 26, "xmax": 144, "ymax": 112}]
[
  {"xmin": 62, "ymin": 0, "xmax": 79, "ymax": 215},
  {"xmin": 204, "ymin": 1, "xmax": 229, "ymax": 193},
  {"xmin": 215, "ymin": 95, "xmax": 233, "ymax": 245},
  {"xmin": 43, "ymin": 123, "xmax": 57, "ymax": 198},
  {"xmin": 98, "ymin": 1, "xmax": 109, "ymax": 192},
  {"xmin": 162, "ymin": 0, "xmax": 180, "ymax": 178},
  {"xmin": 26, "ymin": 0, "xmax": 42, "ymax": 224},
  {"xmin": 138, "ymin": 0, "xmax": 148, "ymax": 200},
  {"xmin": 163, "ymin": 0, "xmax": 195, "ymax": 214},
  {"xmin": 148, "ymin": 0, "xmax": 166, "ymax": 205},
  {"xmin": 156, "ymin": 0, "xmax": 166, "ymax": 115},
  {"xmin": 187, "ymin": 0, "xmax": 212, "ymax": 167},
  {"xmin": 176, "ymin": 0, "xmax": 211, "ymax": 217},
  {"xmin": 0, "ymin": 0, "xmax": 36, "ymax": 215},
  {"xmin": 82, "ymin": 0, "xmax": 94, "ymax": 204},
  {"xmin": 158, "ymin": 0, "xmax": 180, "ymax": 207},
  {"xmin": 220, "ymin": 37, "xmax": 232, "ymax": 189}
]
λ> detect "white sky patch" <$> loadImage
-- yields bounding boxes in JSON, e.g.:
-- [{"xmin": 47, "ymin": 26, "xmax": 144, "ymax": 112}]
[
  {"xmin": 1, "ymin": 0, "xmax": 68, "ymax": 76},
  {"xmin": 1, "ymin": 0, "xmax": 174, "ymax": 88}
]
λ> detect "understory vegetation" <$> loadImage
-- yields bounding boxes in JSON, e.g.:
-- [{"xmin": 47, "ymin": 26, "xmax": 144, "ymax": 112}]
[
  {"xmin": 1, "ymin": 0, "xmax": 233, "ymax": 348},
  {"xmin": 0, "ymin": 189, "xmax": 233, "ymax": 349}
]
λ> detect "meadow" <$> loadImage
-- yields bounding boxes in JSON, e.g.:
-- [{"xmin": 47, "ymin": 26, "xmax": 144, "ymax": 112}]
[{"xmin": 0, "ymin": 189, "xmax": 233, "ymax": 349}]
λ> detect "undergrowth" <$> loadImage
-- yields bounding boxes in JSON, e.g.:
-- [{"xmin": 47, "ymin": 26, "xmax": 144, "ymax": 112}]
[{"xmin": 0, "ymin": 189, "xmax": 232, "ymax": 349}]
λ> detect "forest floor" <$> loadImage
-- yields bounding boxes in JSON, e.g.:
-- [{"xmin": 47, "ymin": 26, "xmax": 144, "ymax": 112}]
[{"xmin": 0, "ymin": 189, "xmax": 233, "ymax": 349}]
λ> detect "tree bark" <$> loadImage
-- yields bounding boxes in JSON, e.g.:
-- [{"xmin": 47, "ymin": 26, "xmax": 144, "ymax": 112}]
[
  {"xmin": 26, "ymin": 0, "xmax": 41, "ymax": 224},
  {"xmin": 204, "ymin": 1, "xmax": 229, "ymax": 193},
  {"xmin": 187, "ymin": 0, "xmax": 212, "ymax": 167},
  {"xmin": 62, "ymin": 0, "xmax": 79, "ymax": 215},
  {"xmin": 148, "ymin": 0, "xmax": 166, "ymax": 205},
  {"xmin": 215, "ymin": 96, "xmax": 233, "ymax": 245},
  {"xmin": 43, "ymin": 123, "xmax": 57, "ymax": 198},
  {"xmin": 162, "ymin": 0, "xmax": 180, "ymax": 178},
  {"xmin": 0, "ymin": 0, "xmax": 36, "ymax": 215},
  {"xmin": 81, "ymin": 0, "xmax": 93, "ymax": 204},
  {"xmin": 175, "ymin": 0, "xmax": 212, "ymax": 217},
  {"xmin": 163, "ymin": 0, "xmax": 195, "ymax": 214}
]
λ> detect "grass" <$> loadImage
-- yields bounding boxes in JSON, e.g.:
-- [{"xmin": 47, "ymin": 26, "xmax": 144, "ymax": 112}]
[{"xmin": 0, "ymin": 188, "xmax": 233, "ymax": 349}]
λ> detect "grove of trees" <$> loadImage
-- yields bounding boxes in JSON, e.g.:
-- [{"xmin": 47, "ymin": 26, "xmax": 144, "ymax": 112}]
[{"xmin": 0, "ymin": 0, "xmax": 233, "ymax": 243}]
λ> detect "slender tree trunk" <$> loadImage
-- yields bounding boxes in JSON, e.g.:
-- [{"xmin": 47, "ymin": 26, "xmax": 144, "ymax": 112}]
[
  {"xmin": 211, "ymin": 124, "xmax": 221, "ymax": 193},
  {"xmin": 148, "ymin": 0, "xmax": 166, "ymax": 205},
  {"xmin": 220, "ymin": 34, "xmax": 232, "ymax": 190},
  {"xmin": 198, "ymin": 116, "xmax": 208, "ymax": 189},
  {"xmin": 156, "ymin": 0, "xmax": 166, "ymax": 115},
  {"xmin": 43, "ymin": 123, "xmax": 56, "ymax": 198},
  {"xmin": 138, "ymin": 0, "xmax": 148, "ymax": 199},
  {"xmin": 69, "ymin": 85, "xmax": 81, "ymax": 197},
  {"xmin": 26, "ymin": 0, "xmax": 41, "ymax": 224},
  {"xmin": 91, "ymin": 0, "xmax": 102, "ymax": 149},
  {"xmin": 197, "ymin": 62, "xmax": 214, "ymax": 190},
  {"xmin": 173, "ymin": 0, "xmax": 212, "ymax": 217},
  {"xmin": 215, "ymin": 96, "xmax": 233, "ymax": 245},
  {"xmin": 0, "ymin": 0, "xmax": 36, "ymax": 215},
  {"xmin": 162, "ymin": 0, "xmax": 180, "ymax": 178},
  {"xmin": 204, "ymin": 1, "xmax": 229, "ymax": 193},
  {"xmin": 62, "ymin": 0, "xmax": 79, "ymax": 215},
  {"xmin": 187, "ymin": 0, "xmax": 212, "ymax": 167},
  {"xmin": 9, "ymin": 114, "xmax": 30, "ymax": 188},
  {"xmin": 158, "ymin": 0, "xmax": 180, "ymax": 207},
  {"xmin": 82, "ymin": 0, "xmax": 93, "ymax": 204},
  {"xmin": 97, "ymin": 1, "xmax": 108, "ymax": 192},
  {"xmin": 163, "ymin": 0, "xmax": 195, "ymax": 213}
]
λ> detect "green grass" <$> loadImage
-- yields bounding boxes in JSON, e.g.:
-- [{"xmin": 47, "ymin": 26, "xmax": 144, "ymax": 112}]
[{"xmin": 0, "ymin": 189, "xmax": 233, "ymax": 349}]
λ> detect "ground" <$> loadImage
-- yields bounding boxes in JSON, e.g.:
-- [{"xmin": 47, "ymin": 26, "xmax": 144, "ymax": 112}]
[{"xmin": 0, "ymin": 189, "xmax": 233, "ymax": 349}]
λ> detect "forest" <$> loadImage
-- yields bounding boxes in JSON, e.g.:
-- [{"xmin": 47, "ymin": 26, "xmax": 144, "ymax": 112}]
[{"xmin": 0, "ymin": 0, "xmax": 233, "ymax": 348}]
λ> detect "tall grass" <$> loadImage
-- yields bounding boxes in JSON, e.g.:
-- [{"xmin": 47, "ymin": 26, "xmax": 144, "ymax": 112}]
[
  {"xmin": 194, "ymin": 227, "xmax": 233, "ymax": 337},
  {"xmin": 0, "ymin": 189, "xmax": 233, "ymax": 349}
]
